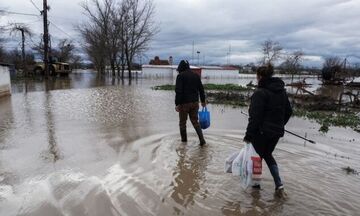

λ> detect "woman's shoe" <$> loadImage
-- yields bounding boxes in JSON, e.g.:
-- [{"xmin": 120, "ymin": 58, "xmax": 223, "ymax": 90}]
[{"xmin": 275, "ymin": 185, "xmax": 287, "ymax": 199}]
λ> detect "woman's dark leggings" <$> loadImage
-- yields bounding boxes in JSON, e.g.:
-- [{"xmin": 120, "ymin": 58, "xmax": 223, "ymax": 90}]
[{"xmin": 252, "ymin": 134, "xmax": 283, "ymax": 188}]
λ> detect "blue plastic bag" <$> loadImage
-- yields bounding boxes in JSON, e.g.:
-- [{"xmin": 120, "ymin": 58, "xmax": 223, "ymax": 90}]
[{"xmin": 198, "ymin": 107, "xmax": 210, "ymax": 129}]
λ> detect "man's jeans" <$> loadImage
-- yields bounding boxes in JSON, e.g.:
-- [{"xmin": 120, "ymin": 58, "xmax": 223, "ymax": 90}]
[{"xmin": 179, "ymin": 102, "xmax": 200, "ymax": 130}]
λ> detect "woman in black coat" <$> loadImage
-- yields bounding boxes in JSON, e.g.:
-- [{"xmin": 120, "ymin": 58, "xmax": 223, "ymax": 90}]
[{"xmin": 244, "ymin": 64, "xmax": 292, "ymax": 196}]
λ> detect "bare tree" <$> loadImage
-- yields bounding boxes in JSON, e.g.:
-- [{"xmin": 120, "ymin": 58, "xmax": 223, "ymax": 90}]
[
  {"xmin": 3, "ymin": 49, "xmax": 35, "ymax": 70},
  {"xmin": 80, "ymin": 0, "xmax": 114, "ymax": 75},
  {"xmin": 52, "ymin": 39, "xmax": 75, "ymax": 62},
  {"xmin": 79, "ymin": 24, "xmax": 107, "ymax": 74},
  {"xmin": 321, "ymin": 56, "xmax": 346, "ymax": 81},
  {"xmin": 79, "ymin": 0, "xmax": 158, "ymax": 79},
  {"xmin": 0, "ymin": 12, "xmax": 6, "ymax": 62},
  {"xmin": 0, "ymin": 39, "xmax": 5, "ymax": 62},
  {"xmin": 121, "ymin": 0, "xmax": 158, "ymax": 79},
  {"xmin": 260, "ymin": 39, "xmax": 283, "ymax": 65},
  {"xmin": 323, "ymin": 56, "xmax": 342, "ymax": 68},
  {"xmin": 10, "ymin": 23, "xmax": 33, "ymax": 76},
  {"xmin": 281, "ymin": 50, "xmax": 304, "ymax": 81},
  {"xmin": 113, "ymin": 4, "xmax": 127, "ymax": 78},
  {"xmin": 32, "ymin": 38, "xmax": 45, "ymax": 60},
  {"xmin": 70, "ymin": 55, "xmax": 82, "ymax": 70}
]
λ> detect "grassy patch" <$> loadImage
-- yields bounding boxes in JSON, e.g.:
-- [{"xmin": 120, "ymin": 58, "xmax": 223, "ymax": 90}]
[
  {"xmin": 207, "ymin": 92, "xmax": 247, "ymax": 107},
  {"xmin": 203, "ymin": 84, "xmax": 251, "ymax": 91},
  {"xmin": 294, "ymin": 110, "xmax": 360, "ymax": 133},
  {"xmin": 152, "ymin": 84, "xmax": 175, "ymax": 90}
]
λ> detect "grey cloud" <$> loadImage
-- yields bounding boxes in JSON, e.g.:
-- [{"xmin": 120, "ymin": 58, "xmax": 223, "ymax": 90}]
[{"xmin": 2, "ymin": 0, "xmax": 360, "ymax": 66}]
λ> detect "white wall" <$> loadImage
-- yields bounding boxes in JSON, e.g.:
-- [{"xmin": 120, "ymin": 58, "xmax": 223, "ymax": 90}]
[
  {"xmin": 202, "ymin": 69, "xmax": 239, "ymax": 79},
  {"xmin": 0, "ymin": 65, "xmax": 11, "ymax": 97},
  {"xmin": 142, "ymin": 66, "xmax": 173, "ymax": 78}
]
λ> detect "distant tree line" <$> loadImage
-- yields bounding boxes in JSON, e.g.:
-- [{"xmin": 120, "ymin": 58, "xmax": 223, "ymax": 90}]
[
  {"xmin": 0, "ymin": 37, "xmax": 82, "ymax": 75},
  {"xmin": 0, "ymin": 9, "xmax": 83, "ymax": 76},
  {"xmin": 78, "ymin": 0, "xmax": 159, "ymax": 79},
  {"xmin": 256, "ymin": 39, "xmax": 360, "ymax": 80}
]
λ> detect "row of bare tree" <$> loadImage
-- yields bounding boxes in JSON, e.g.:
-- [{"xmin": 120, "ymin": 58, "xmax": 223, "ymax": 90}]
[
  {"xmin": 260, "ymin": 40, "xmax": 359, "ymax": 74},
  {"xmin": 78, "ymin": 0, "xmax": 158, "ymax": 79},
  {"xmin": 259, "ymin": 39, "xmax": 304, "ymax": 81}
]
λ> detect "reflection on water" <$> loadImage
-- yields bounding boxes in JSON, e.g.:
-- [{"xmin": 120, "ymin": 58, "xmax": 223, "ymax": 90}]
[
  {"xmin": 43, "ymin": 93, "xmax": 61, "ymax": 162},
  {"xmin": 11, "ymin": 72, "xmax": 144, "ymax": 93},
  {"xmin": 0, "ymin": 74, "xmax": 360, "ymax": 215},
  {"xmin": 171, "ymin": 145, "xmax": 209, "ymax": 213},
  {"xmin": 0, "ymin": 98, "xmax": 14, "ymax": 151}
]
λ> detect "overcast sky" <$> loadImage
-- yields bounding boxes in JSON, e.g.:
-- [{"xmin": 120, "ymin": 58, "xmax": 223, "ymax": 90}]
[{"xmin": 1, "ymin": 0, "xmax": 360, "ymax": 66}]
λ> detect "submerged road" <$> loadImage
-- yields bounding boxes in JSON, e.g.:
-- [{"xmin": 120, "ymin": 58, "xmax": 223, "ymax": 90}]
[{"xmin": 0, "ymin": 74, "xmax": 360, "ymax": 216}]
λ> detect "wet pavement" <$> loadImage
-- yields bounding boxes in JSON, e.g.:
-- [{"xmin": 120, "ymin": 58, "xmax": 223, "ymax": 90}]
[{"xmin": 1, "ymin": 73, "xmax": 360, "ymax": 216}]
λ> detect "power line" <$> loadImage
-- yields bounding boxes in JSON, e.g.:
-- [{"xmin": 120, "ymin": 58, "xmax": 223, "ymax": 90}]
[
  {"xmin": 0, "ymin": 10, "xmax": 40, "ymax": 17},
  {"xmin": 11, "ymin": 17, "xmax": 42, "ymax": 25},
  {"xmin": 29, "ymin": 0, "xmax": 42, "ymax": 12},
  {"xmin": 48, "ymin": 20, "xmax": 83, "ymax": 47},
  {"xmin": 48, "ymin": 20, "xmax": 73, "ymax": 39}
]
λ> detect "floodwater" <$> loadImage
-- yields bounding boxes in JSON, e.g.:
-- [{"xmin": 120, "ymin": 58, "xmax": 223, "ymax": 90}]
[{"xmin": 1, "ymin": 72, "xmax": 360, "ymax": 216}]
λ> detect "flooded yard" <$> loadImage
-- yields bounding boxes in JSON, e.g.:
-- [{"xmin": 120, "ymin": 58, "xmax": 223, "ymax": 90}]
[{"xmin": 1, "ymin": 73, "xmax": 360, "ymax": 216}]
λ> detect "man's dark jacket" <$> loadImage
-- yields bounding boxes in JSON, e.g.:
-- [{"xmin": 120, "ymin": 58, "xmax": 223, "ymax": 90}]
[
  {"xmin": 175, "ymin": 69, "xmax": 205, "ymax": 106},
  {"xmin": 245, "ymin": 77, "xmax": 292, "ymax": 142}
]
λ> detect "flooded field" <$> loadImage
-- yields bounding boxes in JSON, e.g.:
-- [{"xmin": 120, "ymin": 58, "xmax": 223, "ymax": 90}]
[{"xmin": 1, "ymin": 73, "xmax": 360, "ymax": 216}]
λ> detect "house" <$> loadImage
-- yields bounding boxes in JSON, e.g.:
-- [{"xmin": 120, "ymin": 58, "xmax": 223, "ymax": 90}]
[
  {"xmin": 149, "ymin": 56, "xmax": 170, "ymax": 65},
  {"xmin": 0, "ymin": 63, "xmax": 11, "ymax": 98}
]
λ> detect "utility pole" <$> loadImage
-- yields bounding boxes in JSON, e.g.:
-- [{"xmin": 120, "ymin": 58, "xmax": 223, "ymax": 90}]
[
  {"xmin": 43, "ymin": 0, "xmax": 49, "ymax": 78},
  {"xmin": 192, "ymin": 41, "xmax": 194, "ymax": 65},
  {"xmin": 229, "ymin": 44, "xmax": 231, "ymax": 65},
  {"xmin": 197, "ymin": 51, "xmax": 200, "ymax": 66}
]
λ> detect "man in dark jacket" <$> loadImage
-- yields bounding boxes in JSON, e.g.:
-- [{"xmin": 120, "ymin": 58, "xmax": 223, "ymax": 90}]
[
  {"xmin": 244, "ymin": 64, "xmax": 292, "ymax": 197},
  {"xmin": 175, "ymin": 60, "xmax": 206, "ymax": 146}
]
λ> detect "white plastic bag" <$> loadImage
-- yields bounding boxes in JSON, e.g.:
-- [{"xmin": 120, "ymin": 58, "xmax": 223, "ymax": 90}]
[
  {"xmin": 240, "ymin": 143, "xmax": 262, "ymax": 189},
  {"xmin": 224, "ymin": 152, "xmax": 239, "ymax": 173},
  {"xmin": 231, "ymin": 148, "xmax": 244, "ymax": 176}
]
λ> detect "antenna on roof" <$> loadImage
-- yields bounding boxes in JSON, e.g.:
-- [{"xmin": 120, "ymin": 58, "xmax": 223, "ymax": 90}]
[{"xmin": 228, "ymin": 43, "xmax": 232, "ymax": 65}]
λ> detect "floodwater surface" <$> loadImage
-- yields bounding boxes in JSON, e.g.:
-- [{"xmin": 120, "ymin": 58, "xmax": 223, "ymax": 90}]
[{"xmin": 1, "ymin": 73, "xmax": 360, "ymax": 216}]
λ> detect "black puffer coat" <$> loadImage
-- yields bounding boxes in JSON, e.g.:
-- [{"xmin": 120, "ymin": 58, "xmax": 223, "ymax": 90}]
[
  {"xmin": 244, "ymin": 77, "xmax": 292, "ymax": 142},
  {"xmin": 175, "ymin": 69, "xmax": 205, "ymax": 106}
]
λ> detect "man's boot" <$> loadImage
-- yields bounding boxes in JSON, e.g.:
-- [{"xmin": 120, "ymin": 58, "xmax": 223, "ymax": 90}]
[
  {"xmin": 194, "ymin": 127, "xmax": 206, "ymax": 146},
  {"xmin": 180, "ymin": 128, "xmax": 187, "ymax": 142}
]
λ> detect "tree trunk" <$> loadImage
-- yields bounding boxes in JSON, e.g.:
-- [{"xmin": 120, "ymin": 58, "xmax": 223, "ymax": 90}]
[
  {"xmin": 121, "ymin": 63, "xmax": 125, "ymax": 79},
  {"xmin": 21, "ymin": 30, "xmax": 26, "ymax": 76},
  {"xmin": 110, "ymin": 58, "xmax": 116, "ymax": 77},
  {"xmin": 127, "ymin": 55, "xmax": 132, "ymax": 80},
  {"xmin": 116, "ymin": 62, "xmax": 121, "ymax": 77},
  {"xmin": 120, "ymin": 50, "xmax": 125, "ymax": 79}
]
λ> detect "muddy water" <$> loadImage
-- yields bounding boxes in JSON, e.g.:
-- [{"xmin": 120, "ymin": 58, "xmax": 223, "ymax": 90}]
[{"xmin": 1, "ymin": 74, "xmax": 360, "ymax": 216}]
